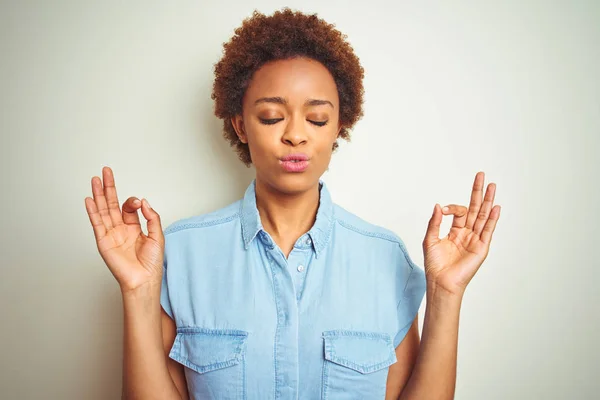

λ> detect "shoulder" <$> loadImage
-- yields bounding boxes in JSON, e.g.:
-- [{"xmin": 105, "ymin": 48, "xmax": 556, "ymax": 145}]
[
  {"xmin": 332, "ymin": 203, "xmax": 418, "ymax": 268},
  {"xmin": 163, "ymin": 199, "xmax": 242, "ymax": 237},
  {"xmin": 333, "ymin": 203, "xmax": 401, "ymax": 244}
]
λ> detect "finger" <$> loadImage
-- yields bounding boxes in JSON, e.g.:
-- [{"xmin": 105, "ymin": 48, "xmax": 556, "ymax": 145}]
[
  {"xmin": 91, "ymin": 175, "xmax": 113, "ymax": 230},
  {"xmin": 423, "ymin": 203, "xmax": 443, "ymax": 247},
  {"xmin": 473, "ymin": 183, "xmax": 496, "ymax": 236},
  {"xmin": 122, "ymin": 197, "xmax": 142, "ymax": 226},
  {"xmin": 140, "ymin": 199, "xmax": 164, "ymax": 245},
  {"xmin": 84, "ymin": 197, "xmax": 106, "ymax": 240},
  {"xmin": 442, "ymin": 204, "xmax": 468, "ymax": 229},
  {"xmin": 465, "ymin": 172, "xmax": 485, "ymax": 230},
  {"xmin": 480, "ymin": 205, "xmax": 501, "ymax": 244},
  {"xmin": 102, "ymin": 166, "xmax": 124, "ymax": 227}
]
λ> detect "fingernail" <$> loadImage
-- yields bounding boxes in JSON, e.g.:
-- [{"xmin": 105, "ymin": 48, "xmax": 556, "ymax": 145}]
[
  {"xmin": 144, "ymin": 199, "xmax": 151, "ymax": 208},
  {"xmin": 443, "ymin": 206, "xmax": 449, "ymax": 212},
  {"xmin": 133, "ymin": 199, "xmax": 140, "ymax": 205}
]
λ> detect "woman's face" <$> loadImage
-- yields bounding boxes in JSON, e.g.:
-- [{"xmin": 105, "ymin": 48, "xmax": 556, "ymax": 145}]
[{"xmin": 231, "ymin": 57, "xmax": 342, "ymax": 195}]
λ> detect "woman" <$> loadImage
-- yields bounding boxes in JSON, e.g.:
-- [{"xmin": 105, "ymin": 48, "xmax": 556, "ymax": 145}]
[{"xmin": 85, "ymin": 8, "xmax": 501, "ymax": 400}]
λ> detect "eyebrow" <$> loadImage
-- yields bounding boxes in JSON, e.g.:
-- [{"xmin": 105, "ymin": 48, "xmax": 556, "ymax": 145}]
[{"xmin": 254, "ymin": 97, "xmax": 334, "ymax": 109}]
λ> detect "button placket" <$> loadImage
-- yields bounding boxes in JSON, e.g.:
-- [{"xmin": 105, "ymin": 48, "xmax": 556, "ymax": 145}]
[
  {"xmin": 266, "ymin": 248, "xmax": 299, "ymax": 399},
  {"xmin": 287, "ymin": 249, "xmax": 313, "ymax": 304}
]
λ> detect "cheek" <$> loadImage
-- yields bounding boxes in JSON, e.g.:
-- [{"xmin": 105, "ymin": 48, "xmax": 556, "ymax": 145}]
[
  {"xmin": 316, "ymin": 128, "xmax": 339, "ymax": 153},
  {"xmin": 245, "ymin": 124, "xmax": 276, "ymax": 158}
]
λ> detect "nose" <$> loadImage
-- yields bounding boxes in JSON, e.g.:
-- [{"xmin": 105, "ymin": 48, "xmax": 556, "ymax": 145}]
[{"xmin": 281, "ymin": 115, "xmax": 308, "ymax": 146}]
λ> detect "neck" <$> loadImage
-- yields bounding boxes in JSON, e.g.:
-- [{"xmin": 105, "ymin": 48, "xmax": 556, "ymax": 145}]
[{"xmin": 254, "ymin": 178, "xmax": 320, "ymax": 242}]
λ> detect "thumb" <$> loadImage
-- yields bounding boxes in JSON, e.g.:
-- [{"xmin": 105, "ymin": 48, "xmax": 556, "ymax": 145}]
[
  {"xmin": 140, "ymin": 199, "xmax": 164, "ymax": 244},
  {"xmin": 423, "ymin": 203, "xmax": 442, "ymax": 248}
]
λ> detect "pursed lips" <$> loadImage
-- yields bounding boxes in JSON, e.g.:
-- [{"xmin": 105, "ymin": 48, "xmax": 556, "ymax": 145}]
[
  {"xmin": 280, "ymin": 153, "xmax": 310, "ymax": 162},
  {"xmin": 279, "ymin": 153, "xmax": 310, "ymax": 172}
]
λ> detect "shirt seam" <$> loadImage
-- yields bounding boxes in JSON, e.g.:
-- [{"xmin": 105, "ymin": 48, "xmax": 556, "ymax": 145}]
[
  {"xmin": 334, "ymin": 218, "xmax": 401, "ymax": 244},
  {"xmin": 164, "ymin": 212, "xmax": 240, "ymax": 236}
]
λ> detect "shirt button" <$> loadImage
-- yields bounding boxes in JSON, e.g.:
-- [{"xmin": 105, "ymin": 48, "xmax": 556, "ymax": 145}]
[
  {"xmin": 297, "ymin": 264, "xmax": 305, "ymax": 272},
  {"xmin": 306, "ymin": 237, "xmax": 312, "ymax": 245}
]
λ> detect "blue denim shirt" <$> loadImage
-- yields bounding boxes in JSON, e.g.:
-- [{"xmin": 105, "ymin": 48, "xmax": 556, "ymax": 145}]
[{"xmin": 160, "ymin": 179, "xmax": 427, "ymax": 400}]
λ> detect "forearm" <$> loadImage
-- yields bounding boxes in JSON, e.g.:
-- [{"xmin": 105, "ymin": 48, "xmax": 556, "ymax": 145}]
[
  {"xmin": 399, "ymin": 283, "xmax": 463, "ymax": 400},
  {"xmin": 121, "ymin": 282, "xmax": 182, "ymax": 400}
]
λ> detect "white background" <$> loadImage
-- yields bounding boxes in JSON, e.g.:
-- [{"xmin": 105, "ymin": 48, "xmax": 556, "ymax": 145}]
[{"xmin": 1, "ymin": 1, "xmax": 598, "ymax": 399}]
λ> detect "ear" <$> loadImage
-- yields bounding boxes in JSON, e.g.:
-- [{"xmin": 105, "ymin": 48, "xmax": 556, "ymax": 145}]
[
  {"xmin": 231, "ymin": 115, "xmax": 248, "ymax": 144},
  {"xmin": 336, "ymin": 123, "xmax": 344, "ymax": 138}
]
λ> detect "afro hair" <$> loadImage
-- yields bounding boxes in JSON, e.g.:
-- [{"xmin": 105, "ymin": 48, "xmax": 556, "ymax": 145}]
[{"xmin": 211, "ymin": 8, "xmax": 365, "ymax": 166}]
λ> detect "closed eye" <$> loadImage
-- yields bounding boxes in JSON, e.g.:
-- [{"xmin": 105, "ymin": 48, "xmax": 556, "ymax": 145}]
[
  {"xmin": 259, "ymin": 118, "xmax": 329, "ymax": 127},
  {"xmin": 259, "ymin": 118, "xmax": 283, "ymax": 125}
]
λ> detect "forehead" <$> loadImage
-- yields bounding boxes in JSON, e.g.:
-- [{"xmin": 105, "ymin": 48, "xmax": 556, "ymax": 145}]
[{"xmin": 244, "ymin": 57, "xmax": 339, "ymax": 105}]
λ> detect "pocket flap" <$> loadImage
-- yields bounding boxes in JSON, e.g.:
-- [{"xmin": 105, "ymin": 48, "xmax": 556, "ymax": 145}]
[
  {"xmin": 169, "ymin": 327, "xmax": 249, "ymax": 374},
  {"xmin": 323, "ymin": 330, "xmax": 397, "ymax": 374}
]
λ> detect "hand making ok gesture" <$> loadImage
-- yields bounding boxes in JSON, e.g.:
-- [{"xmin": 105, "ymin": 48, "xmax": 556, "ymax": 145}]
[
  {"xmin": 423, "ymin": 172, "xmax": 501, "ymax": 297},
  {"xmin": 84, "ymin": 166, "xmax": 165, "ymax": 294}
]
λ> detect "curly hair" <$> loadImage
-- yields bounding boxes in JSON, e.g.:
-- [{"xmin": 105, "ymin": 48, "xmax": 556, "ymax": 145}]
[{"xmin": 211, "ymin": 8, "xmax": 365, "ymax": 166}]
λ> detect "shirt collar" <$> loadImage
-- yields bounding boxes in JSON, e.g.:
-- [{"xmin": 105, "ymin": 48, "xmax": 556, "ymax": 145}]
[{"xmin": 240, "ymin": 179, "xmax": 335, "ymax": 258}]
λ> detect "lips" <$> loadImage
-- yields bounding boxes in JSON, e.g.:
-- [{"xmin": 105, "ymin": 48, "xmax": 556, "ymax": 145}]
[
  {"xmin": 279, "ymin": 153, "xmax": 310, "ymax": 172},
  {"xmin": 280, "ymin": 153, "xmax": 309, "ymax": 162}
]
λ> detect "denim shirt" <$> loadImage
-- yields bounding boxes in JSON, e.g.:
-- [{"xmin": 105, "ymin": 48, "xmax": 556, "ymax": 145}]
[{"xmin": 160, "ymin": 179, "xmax": 427, "ymax": 400}]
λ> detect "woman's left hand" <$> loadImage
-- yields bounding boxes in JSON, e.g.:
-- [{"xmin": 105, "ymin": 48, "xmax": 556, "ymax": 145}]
[{"xmin": 422, "ymin": 171, "xmax": 501, "ymax": 297}]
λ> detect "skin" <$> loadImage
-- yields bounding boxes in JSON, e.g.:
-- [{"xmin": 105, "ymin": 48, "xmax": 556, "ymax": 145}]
[
  {"xmin": 85, "ymin": 56, "xmax": 500, "ymax": 400},
  {"xmin": 84, "ymin": 171, "xmax": 184, "ymax": 399},
  {"xmin": 231, "ymin": 56, "xmax": 344, "ymax": 257},
  {"xmin": 394, "ymin": 175, "xmax": 501, "ymax": 400}
]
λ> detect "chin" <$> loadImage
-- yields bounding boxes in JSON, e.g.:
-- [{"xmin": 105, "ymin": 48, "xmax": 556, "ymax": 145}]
[{"xmin": 260, "ymin": 170, "xmax": 323, "ymax": 195}]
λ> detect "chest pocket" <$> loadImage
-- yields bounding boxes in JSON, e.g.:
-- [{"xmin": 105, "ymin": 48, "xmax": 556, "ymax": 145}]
[
  {"xmin": 169, "ymin": 327, "xmax": 248, "ymax": 400},
  {"xmin": 321, "ymin": 330, "xmax": 397, "ymax": 400}
]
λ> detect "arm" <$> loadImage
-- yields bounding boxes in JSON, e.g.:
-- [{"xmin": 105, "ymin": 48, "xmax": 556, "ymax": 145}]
[
  {"xmin": 385, "ymin": 316, "xmax": 421, "ymax": 400},
  {"xmin": 161, "ymin": 308, "xmax": 190, "ymax": 400},
  {"xmin": 388, "ymin": 172, "xmax": 501, "ymax": 399},
  {"xmin": 396, "ymin": 285, "xmax": 461, "ymax": 400},
  {"xmin": 83, "ymin": 166, "xmax": 185, "ymax": 399},
  {"xmin": 121, "ymin": 283, "xmax": 184, "ymax": 400}
]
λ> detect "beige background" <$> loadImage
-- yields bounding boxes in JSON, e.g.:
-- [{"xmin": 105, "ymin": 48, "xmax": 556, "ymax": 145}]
[{"xmin": 1, "ymin": 1, "xmax": 598, "ymax": 399}]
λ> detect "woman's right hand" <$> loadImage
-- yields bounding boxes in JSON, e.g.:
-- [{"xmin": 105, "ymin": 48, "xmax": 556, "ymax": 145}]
[{"xmin": 85, "ymin": 166, "xmax": 165, "ymax": 294}]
